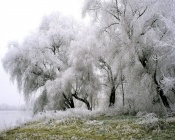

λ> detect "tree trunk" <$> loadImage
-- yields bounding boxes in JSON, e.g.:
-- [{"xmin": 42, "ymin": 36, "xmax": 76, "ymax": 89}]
[
  {"xmin": 63, "ymin": 93, "xmax": 75, "ymax": 108},
  {"xmin": 138, "ymin": 54, "xmax": 171, "ymax": 111},
  {"xmin": 72, "ymin": 93, "xmax": 92, "ymax": 110},
  {"xmin": 153, "ymin": 73, "xmax": 170, "ymax": 109},
  {"xmin": 69, "ymin": 95, "xmax": 75, "ymax": 108},
  {"xmin": 157, "ymin": 87, "xmax": 170, "ymax": 108},
  {"xmin": 121, "ymin": 81, "xmax": 125, "ymax": 107},
  {"xmin": 109, "ymin": 86, "xmax": 116, "ymax": 107},
  {"xmin": 86, "ymin": 101, "xmax": 92, "ymax": 110}
]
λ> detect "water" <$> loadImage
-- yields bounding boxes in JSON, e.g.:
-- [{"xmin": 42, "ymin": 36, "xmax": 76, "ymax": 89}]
[{"xmin": 0, "ymin": 110, "xmax": 32, "ymax": 131}]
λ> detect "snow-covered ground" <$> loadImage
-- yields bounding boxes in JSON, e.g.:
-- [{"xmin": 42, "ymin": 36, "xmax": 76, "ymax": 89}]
[
  {"xmin": 0, "ymin": 108, "xmax": 113, "ymax": 132},
  {"xmin": 0, "ymin": 110, "xmax": 32, "ymax": 131}
]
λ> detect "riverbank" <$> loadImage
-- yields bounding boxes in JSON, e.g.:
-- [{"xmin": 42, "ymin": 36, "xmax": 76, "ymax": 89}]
[
  {"xmin": 0, "ymin": 109, "xmax": 175, "ymax": 140},
  {"xmin": 0, "ymin": 110, "xmax": 32, "ymax": 132}
]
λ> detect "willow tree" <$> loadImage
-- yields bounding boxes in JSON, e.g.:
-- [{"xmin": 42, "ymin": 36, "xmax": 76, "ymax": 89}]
[
  {"xmin": 67, "ymin": 27, "xmax": 101, "ymax": 110},
  {"xmin": 3, "ymin": 13, "xmax": 79, "ymax": 112}
]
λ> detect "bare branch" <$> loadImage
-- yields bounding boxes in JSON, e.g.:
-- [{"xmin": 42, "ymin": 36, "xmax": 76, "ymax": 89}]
[
  {"xmin": 137, "ymin": 6, "xmax": 147, "ymax": 19},
  {"xmin": 104, "ymin": 9, "xmax": 120, "ymax": 21},
  {"xmin": 101, "ymin": 22, "xmax": 119, "ymax": 32}
]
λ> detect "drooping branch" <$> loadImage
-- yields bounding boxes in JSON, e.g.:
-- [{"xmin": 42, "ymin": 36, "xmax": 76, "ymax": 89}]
[
  {"xmin": 72, "ymin": 92, "xmax": 91, "ymax": 110},
  {"xmin": 137, "ymin": 6, "xmax": 148, "ymax": 19},
  {"xmin": 104, "ymin": 9, "xmax": 120, "ymax": 21}
]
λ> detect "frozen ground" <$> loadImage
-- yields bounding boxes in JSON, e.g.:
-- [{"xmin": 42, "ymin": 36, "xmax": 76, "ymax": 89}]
[{"xmin": 0, "ymin": 109, "xmax": 175, "ymax": 140}]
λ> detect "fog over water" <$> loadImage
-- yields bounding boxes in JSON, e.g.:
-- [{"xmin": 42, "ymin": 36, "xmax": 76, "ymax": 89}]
[{"xmin": 0, "ymin": 110, "xmax": 32, "ymax": 131}]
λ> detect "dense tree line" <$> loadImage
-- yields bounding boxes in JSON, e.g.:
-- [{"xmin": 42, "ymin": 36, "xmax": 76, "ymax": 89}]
[{"xmin": 3, "ymin": 0, "xmax": 175, "ymax": 116}]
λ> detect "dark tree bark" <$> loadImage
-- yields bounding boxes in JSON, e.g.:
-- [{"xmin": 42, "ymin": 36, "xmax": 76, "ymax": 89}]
[
  {"xmin": 121, "ymin": 80, "xmax": 125, "ymax": 107},
  {"xmin": 109, "ymin": 86, "xmax": 116, "ymax": 107},
  {"xmin": 72, "ymin": 93, "xmax": 92, "ymax": 110},
  {"xmin": 138, "ymin": 54, "xmax": 171, "ymax": 110},
  {"xmin": 99, "ymin": 57, "xmax": 118, "ymax": 108},
  {"xmin": 62, "ymin": 93, "xmax": 75, "ymax": 108},
  {"xmin": 153, "ymin": 71, "xmax": 170, "ymax": 109},
  {"xmin": 120, "ymin": 70, "xmax": 125, "ymax": 107},
  {"xmin": 69, "ymin": 96, "xmax": 75, "ymax": 108}
]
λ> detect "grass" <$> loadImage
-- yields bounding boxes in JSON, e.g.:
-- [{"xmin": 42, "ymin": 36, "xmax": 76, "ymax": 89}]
[{"xmin": 0, "ymin": 114, "xmax": 175, "ymax": 140}]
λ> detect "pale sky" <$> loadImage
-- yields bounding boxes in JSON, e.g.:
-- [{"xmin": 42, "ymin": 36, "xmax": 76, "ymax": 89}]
[{"xmin": 0, "ymin": 0, "xmax": 85, "ymax": 106}]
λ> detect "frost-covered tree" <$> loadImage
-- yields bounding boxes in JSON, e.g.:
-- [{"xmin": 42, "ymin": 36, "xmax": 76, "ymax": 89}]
[
  {"xmin": 3, "ymin": 12, "xmax": 102, "ymax": 112},
  {"xmin": 3, "ymin": 13, "xmax": 79, "ymax": 112},
  {"xmin": 65, "ymin": 28, "xmax": 101, "ymax": 110},
  {"xmin": 45, "ymin": 77, "xmax": 74, "ymax": 111},
  {"xmin": 83, "ymin": 0, "xmax": 175, "ymax": 114},
  {"xmin": 70, "ymin": 25, "xmax": 124, "ymax": 108},
  {"xmin": 3, "ymin": 0, "xmax": 175, "ymax": 116},
  {"xmin": 96, "ymin": 34, "xmax": 124, "ymax": 107},
  {"xmin": 33, "ymin": 89, "xmax": 48, "ymax": 114}
]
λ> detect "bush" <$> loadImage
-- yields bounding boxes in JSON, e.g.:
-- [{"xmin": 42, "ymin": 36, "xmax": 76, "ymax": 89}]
[{"xmin": 136, "ymin": 113, "xmax": 165, "ymax": 131}]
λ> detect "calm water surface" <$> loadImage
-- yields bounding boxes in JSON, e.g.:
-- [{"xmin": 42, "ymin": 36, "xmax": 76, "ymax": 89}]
[{"xmin": 0, "ymin": 110, "xmax": 32, "ymax": 131}]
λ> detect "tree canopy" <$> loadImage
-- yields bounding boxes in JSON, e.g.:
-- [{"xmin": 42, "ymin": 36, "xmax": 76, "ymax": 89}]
[{"xmin": 3, "ymin": 0, "xmax": 175, "ymax": 116}]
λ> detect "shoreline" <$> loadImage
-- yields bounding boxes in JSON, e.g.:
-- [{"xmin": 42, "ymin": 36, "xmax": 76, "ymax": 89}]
[{"xmin": 1, "ymin": 112, "xmax": 175, "ymax": 140}]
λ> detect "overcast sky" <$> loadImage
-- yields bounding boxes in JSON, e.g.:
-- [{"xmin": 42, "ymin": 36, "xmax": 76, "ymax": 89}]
[{"xmin": 0, "ymin": 0, "xmax": 85, "ymax": 106}]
